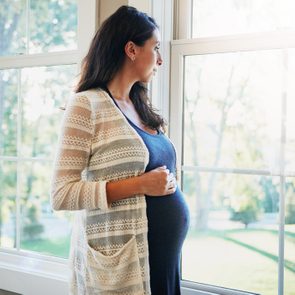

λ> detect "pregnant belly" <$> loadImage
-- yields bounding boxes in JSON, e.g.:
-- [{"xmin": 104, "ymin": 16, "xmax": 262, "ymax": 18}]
[{"xmin": 145, "ymin": 187, "xmax": 190, "ymax": 253}]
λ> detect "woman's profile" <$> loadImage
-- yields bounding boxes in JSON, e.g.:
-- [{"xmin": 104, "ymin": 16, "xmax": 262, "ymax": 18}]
[{"xmin": 51, "ymin": 5, "xmax": 189, "ymax": 294}]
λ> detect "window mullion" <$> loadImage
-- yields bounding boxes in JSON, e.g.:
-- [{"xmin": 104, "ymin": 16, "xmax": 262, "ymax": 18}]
[
  {"xmin": 277, "ymin": 49, "xmax": 288, "ymax": 295},
  {"xmin": 16, "ymin": 69, "xmax": 22, "ymax": 251},
  {"xmin": 0, "ymin": 51, "xmax": 80, "ymax": 70}
]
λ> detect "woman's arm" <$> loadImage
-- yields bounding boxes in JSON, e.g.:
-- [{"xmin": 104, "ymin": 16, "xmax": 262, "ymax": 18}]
[
  {"xmin": 51, "ymin": 94, "xmax": 177, "ymax": 211},
  {"xmin": 51, "ymin": 94, "xmax": 110, "ymax": 211},
  {"xmin": 106, "ymin": 166, "xmax": 176, "ymax": 203}
]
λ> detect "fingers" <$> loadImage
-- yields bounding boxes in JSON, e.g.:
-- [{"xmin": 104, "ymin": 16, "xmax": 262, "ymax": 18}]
[{"xmin": 167, "ymin": 174, "xmax": 177, "ymax": 193}]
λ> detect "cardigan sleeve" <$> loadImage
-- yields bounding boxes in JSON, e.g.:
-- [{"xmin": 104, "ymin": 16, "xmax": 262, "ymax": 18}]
[{"xmin": 50, "ymin": 93, "xmax": 109, "ymax": 211}]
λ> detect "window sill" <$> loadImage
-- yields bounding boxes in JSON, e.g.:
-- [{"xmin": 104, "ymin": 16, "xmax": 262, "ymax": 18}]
[
  {"xmin": 0, "ymin": 250, "xmax": 258, "ymax": 295},
  {"xmin": 0, "ymin": 250, "xmax": 69, "ymax": 295}
]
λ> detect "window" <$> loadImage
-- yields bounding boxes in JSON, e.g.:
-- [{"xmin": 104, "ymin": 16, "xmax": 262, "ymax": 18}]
[
  {"xmin": 0, "ymin": 0, "xmax": 89, "ymax": 260},
  {"xmin": 172, "ymin": 1, "xmax": 295, "ymax": 295},
  {"xmin": 191, "ymin": 0, "xmax": 295, "ymax": 38}
]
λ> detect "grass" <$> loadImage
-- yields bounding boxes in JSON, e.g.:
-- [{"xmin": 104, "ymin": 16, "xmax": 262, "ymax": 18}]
[
  {"xmin": 20, "ymin": 236, "xmax": 71, "ymax": 259},
  {"xmin": 182, "ymin": 228, "xmax": 295, "ymax": 295},
  {"xmin": 19, "ymin": 228, "xmax": 295, "ymax": 294}
]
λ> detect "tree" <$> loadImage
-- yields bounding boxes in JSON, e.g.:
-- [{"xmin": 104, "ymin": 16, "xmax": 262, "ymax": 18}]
[
  {"xmin": 184, "ymin": 55, "xmax": 251, "ymax": 230},
  {"xmin": 0, "ymin": 0, "xmax": 77, "ymax": 248},
  {"xmin": 230, "ymin": 195, "xmax": 260, "ymax": 228}
]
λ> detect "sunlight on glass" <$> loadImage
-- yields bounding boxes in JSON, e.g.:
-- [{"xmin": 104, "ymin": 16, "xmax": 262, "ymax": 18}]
[
  {"xmin": 0, "ymin": 0, "xmax": 77, "ymax": 56},
  {"xmin": 182, "ymin": 49, "xmax": 295, "ymax": 295},
  {"xmin": 0, "ymin": 69, "xmax": 18, "ymax": 156},
  {"xmin": 29, "ymin": 0, "xmax": 77, "ymax": 53},
  {"xmin": 192, "ymin": 0, "xmax": 295, "ymax": 37},
  {"xmin": 20, "ymin": 161, "xmax": 72, "ymax": 258},
  {"xmin": 285, "ymin": 177, "xmax": 295, "ymax": 295},
  {"xmin": 286, "ymin": 49, "xmax": 295, "ymax": 175},
  {"xmin": 0, "ymin": 161, "xmax": 17, "ymax": 249},
  {"xmin": 181, "ymin": 172, "xmax": 284, "ymax": 294},
  {"xmin": 21, "ymin": 64, "xmax": 77, "ymax": 158},
  {"xmin": 183, "ymin": 50, "xmax": 284, "ymax": 173},
  {"xmin": 0, "ymin": 0, "xmax": 26, "ymax": 56}
]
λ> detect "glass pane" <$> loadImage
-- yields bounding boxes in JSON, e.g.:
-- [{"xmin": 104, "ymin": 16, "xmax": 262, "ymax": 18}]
[
  {"xmin": 0, "ymin": 0, "xmax": 26, "ymax": 56},
  {"xmin": 0, "ymin": 69, "xmax": 18, "ymax": 156},
  {"xmin": 285, "ymin": 177, "xmax": 295, "ymax": 295},
  {"xmin": 182, "ymin": 171, "xmax": 279, "ymax": 294},
  {"xmin": 29, "ymin": 0, "xmax": 77, "ymax": 53},
  {"xmin": 286, "ymin": 49, "xmax": 295, "ymax": 175},
  {"xmin": 192, "ymin": 0, "xmax": 295, "ymax": 38},
  {"xmin": 21, "ymin": 64, "xmax": 77, "ymax": 158},
  {"xmin": 184, "ymin": 50, "xmax": 283, "ymax": 172},
  {"xmin": 0, "ymin": 161, "xmax": 17, "ymax": 249},
  {"xmin": 20, "ymin": 161, "xmax": 72, "ymax": 258}
]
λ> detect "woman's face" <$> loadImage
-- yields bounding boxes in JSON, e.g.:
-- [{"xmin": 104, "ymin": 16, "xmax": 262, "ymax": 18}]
[{"xmin": 133, "ymin": 29, "xmax": 163, "ymax": 83}]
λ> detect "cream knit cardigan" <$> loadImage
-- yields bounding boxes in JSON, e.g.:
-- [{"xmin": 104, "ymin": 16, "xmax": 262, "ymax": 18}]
[{"xmin": 51, "ymin": 88, "xmax": 151, "ymax": 294}]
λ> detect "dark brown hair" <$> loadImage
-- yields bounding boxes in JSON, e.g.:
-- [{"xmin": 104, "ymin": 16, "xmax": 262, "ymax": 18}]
[{"xmin": 75, "ymin": 6, "xmax": 165, "ymax": 130}]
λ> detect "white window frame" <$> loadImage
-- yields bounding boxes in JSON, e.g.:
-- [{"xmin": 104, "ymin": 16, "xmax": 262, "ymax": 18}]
[
  {"xmin": 0, "ymin": 1, "xmax": 98, "ymax": 294},
  {"xmin": 170, "ymin": 18, "xmax": 295, "ymax": 295}
]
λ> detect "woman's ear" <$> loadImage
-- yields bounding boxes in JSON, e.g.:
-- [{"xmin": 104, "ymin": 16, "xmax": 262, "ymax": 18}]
[{"xmin": 125, "ymin": 41, "xmax": 137, "ymax": 62}]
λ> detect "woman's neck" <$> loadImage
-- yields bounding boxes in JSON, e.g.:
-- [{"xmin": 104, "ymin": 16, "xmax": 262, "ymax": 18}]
[{"xmin": 107, "ymin": 68, "xmax": 136, "ymax": 102}]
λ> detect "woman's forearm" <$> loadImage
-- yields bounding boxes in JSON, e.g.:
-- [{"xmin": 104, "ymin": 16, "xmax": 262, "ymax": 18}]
[{"xmin": 106, "ymin": 175, "xmax": 144, "ymax": 203}]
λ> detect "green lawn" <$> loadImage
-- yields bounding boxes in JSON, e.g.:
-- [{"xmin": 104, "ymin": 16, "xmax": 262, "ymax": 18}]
[
  {"xmin": 20, "ymin": 228, "xmax": 295, "ymax": 294},
  {"xmin": 182, "ymin": 228, "xmax": 295, "ymax": 295},
  {"xmin": 21, "ymin": 236, "xmax": 70, "ymax": 259}
]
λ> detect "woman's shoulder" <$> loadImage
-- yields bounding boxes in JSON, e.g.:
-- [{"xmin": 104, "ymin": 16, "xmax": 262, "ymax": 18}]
[{"xmin": 74, "ymin": 88, "xmax": 108, "ymax": 102}]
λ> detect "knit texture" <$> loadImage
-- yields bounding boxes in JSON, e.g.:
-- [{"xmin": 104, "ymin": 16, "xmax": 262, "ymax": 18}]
[{"xmin": 51, "ymin": 89, "xmax": 151, "ymax": 294}]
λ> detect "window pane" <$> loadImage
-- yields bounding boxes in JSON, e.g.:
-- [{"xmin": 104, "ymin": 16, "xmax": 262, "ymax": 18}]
[
  {"xmin": 0, "ymin": 69, "xmax": 18, "ymax": 156},
  {"xmin": 29, "ymin": 0, "xmax": 78, "ymax": 53},
  {"xmin": 286, "ymin": 49, "xmax": 295, "ymax": 175},
  {"xmin": 184, "ymin": 50, "xmax": 283, "ymax": 171},
  {"xmin": 192, "ymin": 0, "xmax": 295, "ymax": 37},
  {"xmin": 20, "ymin": 161, "xmax": 71, "ymax": 258},
  {"xmin": 285, "ymin": 177, "xmax": 295, "ymax": 295},
  {"xmin": 21, "ymin": 64, "xmax": 77, "ymax": 158},
  {"xmin": 0, "ymin": 161, "xmax": 17, "ymax": 249},
  {"xmin": 0, "ymin": 0, "xmax": 26, "ymax": 56},
  {"xmin": 182, "ymin": 172, "xmax": 280, "ymax": 294}
]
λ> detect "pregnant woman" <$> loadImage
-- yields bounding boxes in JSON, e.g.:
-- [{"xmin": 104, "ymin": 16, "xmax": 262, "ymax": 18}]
[{"xmin": 51, "ymin": 5, "xmax": 190, "ymax": 295}]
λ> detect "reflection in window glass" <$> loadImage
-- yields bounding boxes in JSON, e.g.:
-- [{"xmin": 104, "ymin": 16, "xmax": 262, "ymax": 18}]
[
  {"xmin": 285, "ymin": 178, "xmax": 295, "ymax": 295},
  {"xmin": 0, "ymin": 161, "xmax": 17, "ymax": 249},
  {"xmin": 21, "ymin": 64, "xmax": 77, "ymax": 158},
  {"xmin": 182, "ymin": 172, "xmax": 282, "ymax": 294},
  {"xmin": 192, "ymin": 0, "xmax": 295, "ymax": 37},
  {"xmin": 0, "ymin": 0, "xmax": 26, "ymax": 56},
  {"xmin": 29, "ymin": 0, "xmax": 77, "ymax": 53},
  {"xmin": 0, "ymin": 69, "xmax": 18, "ymax": 156},
  {"xmin": 20, "ymin": 161, "xmax": 72, "ymax": 258},
  {"xmin": 183, "ymin": 51, "xmax": 283, "ymax": 172}
]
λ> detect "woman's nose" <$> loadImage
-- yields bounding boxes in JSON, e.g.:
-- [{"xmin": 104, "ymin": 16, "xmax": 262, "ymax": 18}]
[{"xmin": 157, "ymin": 53, "xmax": 163, "ymax": 66}]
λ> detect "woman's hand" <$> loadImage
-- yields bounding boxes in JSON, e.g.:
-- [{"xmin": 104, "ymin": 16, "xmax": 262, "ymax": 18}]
[{"xmin": 138, "ymin": 165, "xmax": 177, "ymax": 196}]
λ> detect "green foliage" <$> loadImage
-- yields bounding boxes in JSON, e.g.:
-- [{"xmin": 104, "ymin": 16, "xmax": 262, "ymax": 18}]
[
  {"xmin": 0, "ymin": 1, "xmax": 77, "ymax": 252},
  {"xmin": 285, "ymin": 182, "xmax": 295, "ymax": 224},
  {"xmin": 230, "ymin": 195, "xmax": 260, "ymax": 228},
  {"xmin": 259, "ymin": 177, "xmax": 279, "ymax": 213},
  {"xmin": 21, "ymin": 236, "xmax": 70, "ymax": 258},
  {"xmin": 22, "ymin": 203, "xmax": 44, "ymax": 241}
]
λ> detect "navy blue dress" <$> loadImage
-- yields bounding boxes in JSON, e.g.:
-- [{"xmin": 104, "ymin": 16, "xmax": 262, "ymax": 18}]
[
  {"xmin": 127, "ymin": 120, "xmax": 190, "ymax": 295},
  {"xmin": 105, "ymin": 88, "xmax": 190, "ymax": 294}
]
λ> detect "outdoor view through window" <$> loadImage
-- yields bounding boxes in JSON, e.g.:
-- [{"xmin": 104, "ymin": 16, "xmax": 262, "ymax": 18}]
[{"xmin": 0, "ymin": 0, "xmax": 77, "ymax": 258}]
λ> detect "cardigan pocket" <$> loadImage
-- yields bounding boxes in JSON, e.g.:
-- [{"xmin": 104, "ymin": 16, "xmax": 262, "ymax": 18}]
[{"xmin": 86, "ymin": 235, "xmax": 144, "ymax": 292}]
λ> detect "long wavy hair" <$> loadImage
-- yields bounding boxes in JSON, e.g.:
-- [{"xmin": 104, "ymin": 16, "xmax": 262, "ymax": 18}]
[{"xmin": 75, "ymin": 5, "xmax": 165, "ymax": 130}]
